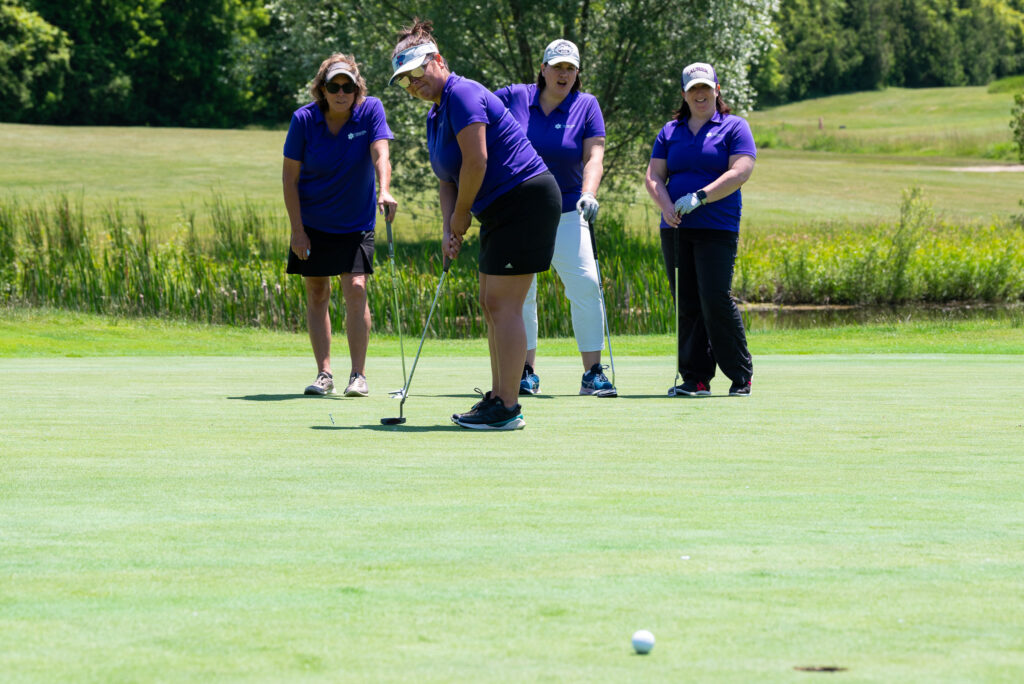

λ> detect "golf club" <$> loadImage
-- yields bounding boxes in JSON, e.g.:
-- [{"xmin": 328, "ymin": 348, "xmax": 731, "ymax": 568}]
[
  {"xmin": 671, "ymin": 222, "xmax": 682, "ymax": 395},
  {"xmin": 384, "ymin": 219, "xmax": 407, "ymax": 393},
  {"xmin": 587, "ymin": 217, "xmax": 617, "ymax": 397},
  {"xmin": 380, "ymin": 255, "xmax": 452, "ymax": 425}
]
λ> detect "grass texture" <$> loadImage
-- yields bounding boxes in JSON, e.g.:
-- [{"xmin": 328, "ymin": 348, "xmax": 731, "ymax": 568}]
[{"xmin": 2, "ymin": 351, "xmax": 1023, "ymax": 682}]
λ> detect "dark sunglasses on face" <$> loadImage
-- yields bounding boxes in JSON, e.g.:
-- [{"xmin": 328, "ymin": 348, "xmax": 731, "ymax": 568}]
[{"xmin": 325, "ymin": 81, "xmax": 357, "ymax": 94}]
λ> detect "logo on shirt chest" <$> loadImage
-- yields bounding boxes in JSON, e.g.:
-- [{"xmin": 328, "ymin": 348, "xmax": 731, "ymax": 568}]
[
  {"xmin": 554, "ymin": 123, "xmax": 576, "ymax": 130},
  {"xmin": 348, "ymin": 130, "xmax": 368, "ymax": 140}
]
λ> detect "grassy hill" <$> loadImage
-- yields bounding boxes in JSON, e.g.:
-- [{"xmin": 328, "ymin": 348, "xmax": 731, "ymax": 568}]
[{"xmin": 1, "ymin": 86, "xmax": 1021, "ymax": 239}]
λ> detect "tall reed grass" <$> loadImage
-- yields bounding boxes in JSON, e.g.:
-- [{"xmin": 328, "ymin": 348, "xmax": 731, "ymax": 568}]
[{"xmin": 2, "ymin": 192, "xmax": 1021, "ymax": 338}]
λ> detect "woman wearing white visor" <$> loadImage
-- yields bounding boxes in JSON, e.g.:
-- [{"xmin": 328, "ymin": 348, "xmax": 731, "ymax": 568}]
[{"xmin": 494, "ymin": 39, "xmax": 614, "ymax": 397}]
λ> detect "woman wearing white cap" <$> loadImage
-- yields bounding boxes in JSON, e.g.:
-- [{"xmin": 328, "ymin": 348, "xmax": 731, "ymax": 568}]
[
  {"xmin": 282, "ymin": 54, "xmax": 397, "ymax": 398},
  {"xmin": 389, "ymin": 19, "xmax": 561, "ymax": 430},
  {"xmin": 644, "ymin": 62, "xmax": 756, "ymax": 397},
  {"xmin": 493, "ymin": 39, "xmax": 615, "ymax": 398}
]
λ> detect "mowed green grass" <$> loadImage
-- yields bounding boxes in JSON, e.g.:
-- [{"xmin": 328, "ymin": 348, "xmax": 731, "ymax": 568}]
[
  {"xmin": 2, "ymin": 312, "xmax": 1024, "ymax": 681},
  {"xmin": 2, "ymin": 83, "xmax": 1022, "ymax": 240}
]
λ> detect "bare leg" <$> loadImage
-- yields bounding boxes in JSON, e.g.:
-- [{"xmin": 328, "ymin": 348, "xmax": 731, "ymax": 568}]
[
  {"xmin": 479, "ymin": 272, "xmax": 500, "ymax": 393},
  {"xmin": 339, "ymin": 273, "xmax": 370, "ymax": 376},
  {"xmin": 581, "ymin": 350, "xmax": 601, "ymax": 370},
  {"xmin": 480, "ymin": 273, "xmax": 534, "ymax": 408},
  {"xmin": 305, "ymin": 276, "xmax": 332, "ymax": 374}
]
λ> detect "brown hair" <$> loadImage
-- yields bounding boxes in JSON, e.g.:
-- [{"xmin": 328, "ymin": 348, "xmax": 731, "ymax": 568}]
[
  {"xmin": 310, "ymin": 54, "xmax": 367, "ymax": 113},
  {"xmin": 674, "ymin": 91, "xmax": 731, "ymax": 121},
  {"xmin": 392, "ymin": 17, "xmax": 449, "ymax": 71}
]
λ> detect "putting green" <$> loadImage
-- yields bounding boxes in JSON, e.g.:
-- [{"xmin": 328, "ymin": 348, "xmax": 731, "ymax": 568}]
[{"xmin": 1, "ymin": 355, "xmax": 1022, "ymax": 681}]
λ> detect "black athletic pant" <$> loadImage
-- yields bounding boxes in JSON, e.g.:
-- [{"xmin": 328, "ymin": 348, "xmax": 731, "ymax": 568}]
[{"xmin": 660, "ymin": 227, "xmax": 752, "ymax": 385}]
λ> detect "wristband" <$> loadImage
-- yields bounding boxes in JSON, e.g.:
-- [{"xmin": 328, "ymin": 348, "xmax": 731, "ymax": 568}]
[{"xmin": 696, "ymin": 190, "xmax": 707, "ymax": 205}]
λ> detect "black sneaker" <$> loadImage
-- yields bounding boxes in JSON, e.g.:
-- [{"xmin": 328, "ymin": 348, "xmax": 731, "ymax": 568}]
[
  {"xmin": 729, "ymin": 379, "xmax": 752, "ymax": 396},
  {"xmin": 668, "ymin": 379, "xmax": 711, "ymax": 397},
  {"xmin": 452, "ymin": 397, "xmax": 525, "ymax": 430}
]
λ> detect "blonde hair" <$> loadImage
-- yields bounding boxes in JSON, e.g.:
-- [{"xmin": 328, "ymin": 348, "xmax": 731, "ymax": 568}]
[{"xmin": 310, "ymin": 54, "xmax": 367, "ymax": 112}]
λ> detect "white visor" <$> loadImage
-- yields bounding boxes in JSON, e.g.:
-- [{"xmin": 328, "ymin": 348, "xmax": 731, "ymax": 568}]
[{"xmin": 389, "ymin": 42, "xmax": 438, "ymax": 86}]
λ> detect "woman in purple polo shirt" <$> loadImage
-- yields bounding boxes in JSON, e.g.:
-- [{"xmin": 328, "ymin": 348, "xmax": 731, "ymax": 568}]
[
  {"xmin": 644, "ymin": 62, "xmax": 756, "ymax": 397},
  {"xmin": 283, "ymin": 54, "xmax": 397, "ymax": 398},
  {"xmin": 389, "ymin": 19, "xmax": 561, "ymax": 430},
  {"xmin": 493, "ymin": 38, "xmax": 615, "ymax": 398}
]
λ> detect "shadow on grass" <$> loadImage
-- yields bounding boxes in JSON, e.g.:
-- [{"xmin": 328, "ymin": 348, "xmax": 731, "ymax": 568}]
[
  {"xmin": 311, "ymin": 424, "xmax": 459, "ymax": 433},
  {"xmin": 228, "ymin": 394, "xmax": 345, "ymax": 402}
]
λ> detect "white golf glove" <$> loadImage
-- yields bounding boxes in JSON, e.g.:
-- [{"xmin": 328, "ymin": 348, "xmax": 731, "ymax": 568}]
[
  {"xmin": 674, "ymin": 192, "xmax": 703, "ymax": 216},
  {"xmin": 576, "ymin": 192, "xmax": 600, "ymax": 222}
]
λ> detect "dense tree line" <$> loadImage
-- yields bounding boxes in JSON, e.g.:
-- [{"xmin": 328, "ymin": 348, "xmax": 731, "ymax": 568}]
[
  {"xmin": 3, "ymin": 0, "xmax": 1023, "ymax": 178},
  {"xmin": 752, "ymin": 0, "xmax": 1024, "ymax": 104}
]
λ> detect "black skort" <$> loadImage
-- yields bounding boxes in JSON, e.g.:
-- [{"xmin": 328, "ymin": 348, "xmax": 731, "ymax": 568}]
[
  {"xmin": 286, "ymin": 227, "xmax": 374, "ymax": 277},
  {"xmin": 475, "ymin": 171, "xmax": 560, "ymax": 276}
]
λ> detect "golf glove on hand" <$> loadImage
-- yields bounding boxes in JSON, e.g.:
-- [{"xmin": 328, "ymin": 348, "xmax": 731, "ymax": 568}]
[
  {"xmin": 674, "ymin": 193, "xmax": 703, "ymax": 216},
  {"xmin": 576, "ymin": 192, "xmax": 600, "ymax": 222}
]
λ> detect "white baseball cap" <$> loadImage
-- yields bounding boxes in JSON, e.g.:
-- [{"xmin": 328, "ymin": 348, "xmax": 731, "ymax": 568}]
[
  {"xmin": 325, "ymin": 62, "xmax": 357, "ymax": 84},
  {"xmin": 542, "ymin": 39, "xmax": 580, "ymax": 68},
  {"xmin": 681, "ymin": 62, "xmax": 718, "ymax": 91},
  {"xmin": 389, "ymin": 42, "xmax": 438, "ymax": 86}
]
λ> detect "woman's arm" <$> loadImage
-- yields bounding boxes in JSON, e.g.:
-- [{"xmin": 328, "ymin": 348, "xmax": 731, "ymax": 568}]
[
  {"xmin": 439, "ymin": 179, "xmax": 459, "ymax": 260},
  {"xmin": 282, "ymin": 157, "xmax": 310, "ymax": 259},
  {"xmin": 452, "ymin": 122, "xmax": 487, "ymax": 242},
  {"xmin": 580, "ymin": 136, "xmax": 605, "ymax": 195},
  {"xmin": 701, "ymin": 154, "xmax": 755, "ymax": 203},
  {"xmin": 644, "ymin": 157, "xmax": 680, "ymax": 228},
  {"xmin": 370, "ymin": 139, "xmax": 398, "ymax": 222}
]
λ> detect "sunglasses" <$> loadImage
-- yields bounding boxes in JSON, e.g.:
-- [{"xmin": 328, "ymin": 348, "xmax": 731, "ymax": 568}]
[
  {"xmin": 325, "ymin": 81, "xmax": 357, "ymax": 94},
  {"xmin": 396, "ymin": 56, "xmax": 433, "ymax": 89}
]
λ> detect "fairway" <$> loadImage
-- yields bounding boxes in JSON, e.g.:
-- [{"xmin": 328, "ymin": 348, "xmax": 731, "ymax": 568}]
[{"xmin": 2, "ymin": 354, "xmax": 1023, "ymax": 681}]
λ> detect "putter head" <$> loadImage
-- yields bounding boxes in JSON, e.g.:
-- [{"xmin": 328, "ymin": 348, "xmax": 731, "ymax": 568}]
[
  {"xmin": 380, "ymin": 416, "xmax": 406, "ymax": 425},
  {"xmin": 594, "ymin": 388, "xmax": 618, "ymax": 398},
  {"xmin": 388, "ymin": 388, "xmax": 405, "ymax": 399}
]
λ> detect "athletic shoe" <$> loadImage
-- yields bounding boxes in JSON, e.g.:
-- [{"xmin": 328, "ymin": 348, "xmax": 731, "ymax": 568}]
[
  {"xmin": 304, "ymin": 371, "xmax": 335, "ymax": 396},
  {"xmin": 580, "ymin": 363, "xmax": 615, "ymax": 395},
  {"xmin": 453, "ymin": 397, "xmax": 525, "ymax": 431},
  {"xmin": 729, "ymin": 379, "xmax": 752, "ymax": 396},
  {"xmin": 667, "ymin": 379, "xmax": 711, "ymax": 397},
  {"xmin": 344, "ymin": 372, "xmax": 369, "ymax": 397},
  {"xmin": 469, "ymin": 388, "xmax": 492, "ymax": 411},
  {"xmin": 519, "ymin": 364, "xmax": 540, "ymax": 395}
]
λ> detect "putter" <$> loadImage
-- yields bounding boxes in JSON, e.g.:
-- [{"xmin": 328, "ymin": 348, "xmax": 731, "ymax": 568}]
[
  {"xmin": 587, "ymin": 217, "xmax": 617, "ymax": 397},
  {"xmin": 670, "ymin": 222, "xmax": 682, "ymax": 395},
  {"xmin": 381, "ymin": 255, "xmax": 452, "ymax": 425},
  {"xmin": 383, "ymin": 219, "xmax": 407, "ymax": 394}
]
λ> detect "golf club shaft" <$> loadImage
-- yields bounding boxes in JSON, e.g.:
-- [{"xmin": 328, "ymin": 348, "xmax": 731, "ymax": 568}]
[
  {"xmin": 397, "ymin": 256, "xmax": 452, "ymax": 413},
  {"xmin": 674, "ymin": 224, "xmax": 681, "ymax": 387},
  {"xmin": 587, "ymin": 218, "xmax": 615, "ymax": 385},
  {"xmin": 385, "ymin": 220, "xmax": 407, "ymax": 387}
]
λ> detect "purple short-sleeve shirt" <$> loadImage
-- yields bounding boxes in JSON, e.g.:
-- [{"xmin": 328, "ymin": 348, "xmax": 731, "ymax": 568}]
[
  {"xmin": 426, "ymin": 74, "xmax": 547, "ymax": 215},
  {"xmin": 651, "ymin": 112, "xmax": 756, "ymax": 232},
  {"xmin": 283, "ymin": 97, "xmax": 394, "ymax": 234},
  {"xmin": 494, "ymin": 84, "xmax": 606, "ymax": 213}
]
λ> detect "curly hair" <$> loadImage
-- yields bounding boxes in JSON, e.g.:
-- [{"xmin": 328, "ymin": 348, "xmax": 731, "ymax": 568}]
[{"xmin": 310, "ymin": 54, "xmax": 367, "ymax": 113}]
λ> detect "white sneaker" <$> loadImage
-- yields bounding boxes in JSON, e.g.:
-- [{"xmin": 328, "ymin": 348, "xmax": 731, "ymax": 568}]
[
  {"xmin": 304, "ymin": 371, "xmax": 335, "ymax": 395},
  {"xmin": 344, "ymin": 372, "xmax": 369, "ymax": 397}
]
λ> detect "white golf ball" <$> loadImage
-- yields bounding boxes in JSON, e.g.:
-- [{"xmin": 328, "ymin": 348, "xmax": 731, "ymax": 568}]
[{"xmin": 632, "ymin": 629, "xmax": 655, "ymax": 654}]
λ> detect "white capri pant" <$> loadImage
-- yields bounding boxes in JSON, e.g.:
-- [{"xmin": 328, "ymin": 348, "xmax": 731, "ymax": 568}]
[{"xmin": 523, "ymin": 209, "xmax": 605, "ymax": 352}]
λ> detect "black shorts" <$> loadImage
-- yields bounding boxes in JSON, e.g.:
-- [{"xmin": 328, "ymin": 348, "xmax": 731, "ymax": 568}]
[
  {"xmin": 475, "ymin": 171, "xmax": 560, "ymax": 275},
  {"xmin": 286, "ymin": 227, "xmax": 374, "ymax": 277}
]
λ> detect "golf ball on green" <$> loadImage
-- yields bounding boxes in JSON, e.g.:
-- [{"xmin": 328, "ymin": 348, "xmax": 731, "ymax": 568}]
[{"xmin": 632, "ymin": 629, "xmax": 655, "ymax": 654}]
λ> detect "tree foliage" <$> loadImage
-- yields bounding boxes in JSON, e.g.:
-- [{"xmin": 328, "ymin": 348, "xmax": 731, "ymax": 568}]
[
  {"xmin": 0, "ymin": 0, "xmax": 70, "ymax": 122},
  {"xmin": 257, "ymin": 0, "xmax": 777, "ymax": 189},
  {"xmin": 753, "ymin": 0, "xmax": 1024, "ymax": 105}
]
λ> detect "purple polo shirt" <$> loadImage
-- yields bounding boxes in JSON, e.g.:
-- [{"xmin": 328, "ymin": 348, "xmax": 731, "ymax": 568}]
[
  {"xmin": 283, "ymin": 97, "xmax": 394, "ymax": 234},
  {"xmin": 494, "ymin": 84, "xmax": 606, "ymax": 213},
  {"xmin": 426, "ymin": 74, "xmax": 547, "ymax": 215},
  {"xmin": 650, "ymin": 112, "xmax": 757, "ymax": 232}
]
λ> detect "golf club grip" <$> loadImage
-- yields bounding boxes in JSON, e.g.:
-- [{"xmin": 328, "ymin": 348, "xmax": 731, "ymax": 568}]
[
  {"xmin": 587, "ymin": 218, "xmax": 597, "ymax": 254},
  {"xmin": 385, "ymin": 219, "xmax": 394, "ymax": 245}
]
